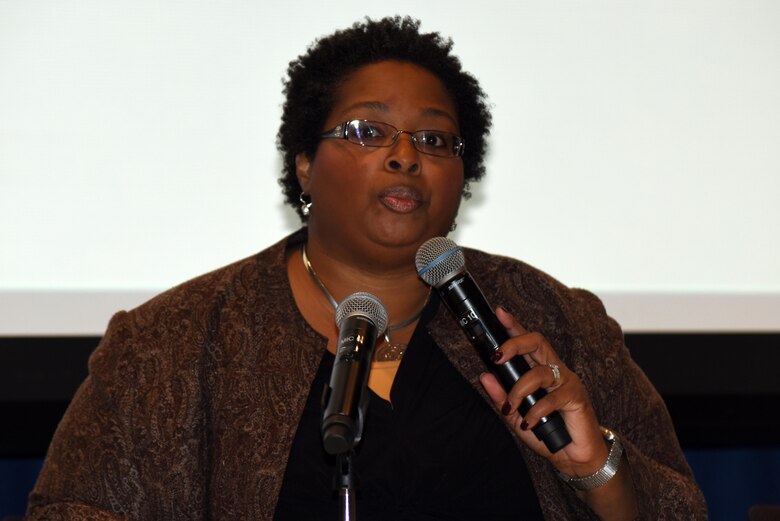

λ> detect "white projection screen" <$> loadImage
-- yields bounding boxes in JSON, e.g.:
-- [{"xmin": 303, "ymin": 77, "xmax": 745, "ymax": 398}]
[{"xmin": 1, "ymin": 1, "xmax": 779, "ymax": 335}]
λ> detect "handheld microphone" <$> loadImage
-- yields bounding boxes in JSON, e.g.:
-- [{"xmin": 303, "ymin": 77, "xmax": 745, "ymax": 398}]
[
  {"xmin": 416, "ymin": 237, "xmax": 571, "ymax": 453},
  {"xmin": 321, "ymin": 292, "xmax": 388, "ymax": 455}
]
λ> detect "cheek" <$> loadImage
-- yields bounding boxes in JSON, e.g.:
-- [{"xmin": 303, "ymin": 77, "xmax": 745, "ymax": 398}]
[
  {"xmin": 308, "ymin": 148, "xmax": 367, "ymax": 198},
  {"xmin": 434, "ymin": 168, "xmax": 465, "ymax": 214},
  {"xmin": 447, "ymin": 174, "xmax": 466, "ymax": 200}
]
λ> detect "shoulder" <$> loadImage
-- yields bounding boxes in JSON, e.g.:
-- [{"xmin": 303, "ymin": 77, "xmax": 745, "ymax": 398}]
[
  {"xmin": 91, "ymin": 231, "xmax": 303, "ymax": 374},
  {"xmin": 459, "ymin": 246, "xmax": 619, "ymax": 363},
  {"xmin": 461, "ymin": 246, "xmax": 606, "ymax": 318},
  {"xmin": 124, "ymin": 231, "xmax": 300, "ymax": 328}
]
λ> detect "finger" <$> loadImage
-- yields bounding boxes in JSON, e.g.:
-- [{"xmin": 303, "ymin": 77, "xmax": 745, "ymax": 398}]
[
  {"xmin": 515, "ymin": 384, "xmax": 571, "ymax": 430},
  {"xmin": 492, "ymin": 331, "xmax": 550, "ymax": 365},
  {"xmin": 501, "ymin": 364, "xmax": 561, "ymax": 414},
  {"xmin": 545, "ymin": 362, "xmax": 562, "ymax": 390},
  {"xmin": 495, "ymin": 306, "xmax": 528, "ymax": 336},
  {"xmin": 479, "ymin": 372, "xmax": 522, "ymax": 421},
  {"xmin": 509, "ymin": 367, "xmax": 589, "ymax": 434},
  {"xmin": 481, "ymin": 372, "xmax": 554, "ymax": 453},
  {"xmin": 480, "ymin": 372, "xmax": 537, "ymax": 443}
]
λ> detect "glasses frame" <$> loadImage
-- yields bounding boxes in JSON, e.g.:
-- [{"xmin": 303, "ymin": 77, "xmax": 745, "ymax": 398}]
[{"xmin": 320, "ymin": 119, "xmax": 465, "ymax": 158}]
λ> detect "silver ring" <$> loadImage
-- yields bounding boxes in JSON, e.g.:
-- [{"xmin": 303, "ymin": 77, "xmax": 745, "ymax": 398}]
[{"xmin": 547, "ymin": 363, "xmax": 561, "ymax": 386}]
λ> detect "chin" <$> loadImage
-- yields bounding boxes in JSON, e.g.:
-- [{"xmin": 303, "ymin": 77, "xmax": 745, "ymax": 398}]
[
  {"xmin": 380, "ymin": 228, "xmax": 447, "ymax": 251},
  {"xmin": 368, "ymin": 212, "xmax": 452, "ymax": 247}
]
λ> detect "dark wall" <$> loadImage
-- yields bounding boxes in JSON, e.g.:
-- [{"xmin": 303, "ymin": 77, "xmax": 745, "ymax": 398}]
[{"xmin": 2, "ymin": 333, "xmax": 779, "ymax": 456}]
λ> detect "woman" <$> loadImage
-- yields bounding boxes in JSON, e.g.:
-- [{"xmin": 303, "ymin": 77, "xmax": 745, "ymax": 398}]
[{"xmin": 27, "ymin": 17, "xmax": 706, "ymax": 520}]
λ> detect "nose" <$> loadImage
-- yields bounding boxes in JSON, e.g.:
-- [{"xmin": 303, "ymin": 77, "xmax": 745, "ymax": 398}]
[{"xmin": 384, "ymin": 131, "xmax": 420, "ymax": 175}]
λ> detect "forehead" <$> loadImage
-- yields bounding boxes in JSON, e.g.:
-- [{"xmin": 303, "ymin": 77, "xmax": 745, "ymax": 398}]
[{"xmin": 328, "ymin": 60, "xmax": 458, "ymax": 125}]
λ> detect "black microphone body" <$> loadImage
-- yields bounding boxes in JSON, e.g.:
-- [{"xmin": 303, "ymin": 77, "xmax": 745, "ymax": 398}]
[
  {"xmin": 442, "ymin": 273, "xmax": 534, "ymax": 388},
  {"xmin": 417, "ymin": 238, "xmax": 572, "ymax": 453},
  {"xmin": 321, "ymin": 292, "xmax": 387, "ymax": 456}
]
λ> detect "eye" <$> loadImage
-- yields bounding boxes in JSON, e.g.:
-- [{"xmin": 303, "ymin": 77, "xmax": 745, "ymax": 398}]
[
  {"xmin": 417, "ymin": 131, "xmax": 449, "ymax": 149},
  {"xmin": 353, "ymin": 121, "xmax": 389, "ymax": 144},
  {"xmin": 364, "ymin": 123, "xmax": 386, "ymax": 137}
]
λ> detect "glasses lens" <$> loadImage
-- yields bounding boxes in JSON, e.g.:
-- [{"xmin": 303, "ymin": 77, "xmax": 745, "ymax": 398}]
[
  {"xmin": 414, "ymin": 131, "xmax": 462, "ymax": 157},
  {"xmin": 347, "ymin": 120, "xmax": 393, "ymax": 146}
]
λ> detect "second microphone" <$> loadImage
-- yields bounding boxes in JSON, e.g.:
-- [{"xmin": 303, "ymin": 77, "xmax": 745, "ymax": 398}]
[
  {"xmin": 416, "ymin": 237, "xmax": 572, "ymax": 453},
  {"xmin": 321, "ymin": 292, "xmax": 388, "ymax": 456}
]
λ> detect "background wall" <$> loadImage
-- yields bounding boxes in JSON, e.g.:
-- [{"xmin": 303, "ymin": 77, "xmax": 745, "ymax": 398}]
[
  {"xmin": 1, "ymin": 0, "xmax": 778, "ymax": 335},
  {"xmin": 1, "ymin": 1, "xmax": 779, "ymax": 520}
]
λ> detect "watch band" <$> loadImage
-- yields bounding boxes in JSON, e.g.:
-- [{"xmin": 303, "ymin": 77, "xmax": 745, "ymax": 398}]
[{"xmin": 556, "ymin": 427, "xmax": 624, "ymax": 491}]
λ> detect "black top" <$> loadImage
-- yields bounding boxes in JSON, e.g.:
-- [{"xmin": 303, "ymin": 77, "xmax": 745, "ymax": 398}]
[{"xmin": 274, "ymin": 297, "xmax": 543, "ymax": 520}]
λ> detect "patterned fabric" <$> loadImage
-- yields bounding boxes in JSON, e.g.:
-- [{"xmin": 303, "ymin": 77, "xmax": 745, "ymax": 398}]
[{"xmin": 27, "ymin": 229, "xmax": 707, "ymax": 520}]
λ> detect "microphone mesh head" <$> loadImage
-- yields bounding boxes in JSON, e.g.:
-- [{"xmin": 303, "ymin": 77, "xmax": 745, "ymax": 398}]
[
  {"xmin": 415, "ymin": 237, "xmax": 466, "ymax": 287},
  {"xmin": 335, "ymin": 292, "xmax": 388, "ymax": 337}
]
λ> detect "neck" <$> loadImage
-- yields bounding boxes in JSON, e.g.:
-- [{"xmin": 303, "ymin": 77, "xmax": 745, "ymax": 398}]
[{"xmin": 301, "ymin": 238, "xmax": 430, "ymax": 328}]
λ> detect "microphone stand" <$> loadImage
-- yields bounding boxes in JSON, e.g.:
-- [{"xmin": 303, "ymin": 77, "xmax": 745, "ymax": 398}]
[{"xmin": 334, "ymin": 450, "xmax": 359, "ymax": 521}]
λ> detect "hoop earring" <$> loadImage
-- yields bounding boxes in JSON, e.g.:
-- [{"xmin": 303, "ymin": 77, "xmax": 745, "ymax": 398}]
[
  {"xmin": 450, "ymin": 221, "xmax": 458, "ymax": 232},
  {"xmin": 299, "ymin": 192, "xmax": 312, "ymax": 217}
]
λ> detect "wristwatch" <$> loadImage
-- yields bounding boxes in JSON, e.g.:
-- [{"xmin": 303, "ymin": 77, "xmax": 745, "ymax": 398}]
[{"xmin": 556, "ymin": 427, "xmax": 624, "ymax": 491}]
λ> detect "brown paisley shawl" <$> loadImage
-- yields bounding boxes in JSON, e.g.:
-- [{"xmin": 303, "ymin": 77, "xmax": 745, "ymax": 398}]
[{"xmin": 27, "ymin": 229, "xmax": 706, "ymax": 520}]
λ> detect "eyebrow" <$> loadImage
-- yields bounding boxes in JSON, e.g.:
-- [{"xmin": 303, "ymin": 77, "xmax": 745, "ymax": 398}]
[{"xmin": 337, "ymin": 101, "xmax": 459, "ymax": 127}]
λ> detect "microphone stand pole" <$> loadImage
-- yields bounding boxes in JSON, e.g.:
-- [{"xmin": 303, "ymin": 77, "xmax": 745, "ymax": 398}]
[{"xmin": 334, "ymin": 450, "xmax": 359, "ymax": 521}]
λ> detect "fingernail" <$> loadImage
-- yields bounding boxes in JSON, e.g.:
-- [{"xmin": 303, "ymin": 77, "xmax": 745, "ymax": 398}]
[
  {"xmin": 520, "ymin": 420, "xmax": 529, "ymax": 431},
  {"xmin": 491, "ymin": 350, "xmax": 503, "ymax": 363},
  {"xmin": 501, "ymin": 401, "xmax": 512, "ymax": 416}
]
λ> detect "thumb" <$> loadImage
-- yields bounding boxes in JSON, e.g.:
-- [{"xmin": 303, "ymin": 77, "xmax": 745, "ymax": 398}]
[{"xmin": 479, "ymin": 372, "xmax": 508, "ymax": 409}]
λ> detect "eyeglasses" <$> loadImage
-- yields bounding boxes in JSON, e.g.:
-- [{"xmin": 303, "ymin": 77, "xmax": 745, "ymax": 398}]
[{"xmin": 320, "ymin": 120, "xmax": 464, "ymax": 158}]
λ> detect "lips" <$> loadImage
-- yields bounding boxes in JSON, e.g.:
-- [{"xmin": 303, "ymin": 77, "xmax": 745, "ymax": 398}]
[{"xmin": 379, "ymin": 186, "xmax": 424, "ymax": 213}]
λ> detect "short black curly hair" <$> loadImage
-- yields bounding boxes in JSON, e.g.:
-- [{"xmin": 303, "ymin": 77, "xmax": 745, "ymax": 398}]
[{"xmin": 277, "ymin": 16, "xmax": 492, "ymax": 219}]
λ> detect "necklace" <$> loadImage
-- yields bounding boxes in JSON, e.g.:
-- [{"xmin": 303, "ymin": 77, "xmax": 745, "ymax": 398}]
[{"xmin": 301, "ymin": 244, "xmax": 427, "ymax": 361}]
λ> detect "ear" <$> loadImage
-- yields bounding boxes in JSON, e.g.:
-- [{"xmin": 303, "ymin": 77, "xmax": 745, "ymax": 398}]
[{"xmin": 295, "ymin": 152, "xmax": 313, "ymax": 193}]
